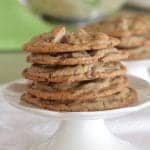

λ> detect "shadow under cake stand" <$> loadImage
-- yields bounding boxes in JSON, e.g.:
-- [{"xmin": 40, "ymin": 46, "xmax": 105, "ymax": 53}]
[{"xmin": 2, "ymin": 75, "xmax": 150, "ymax": 150}]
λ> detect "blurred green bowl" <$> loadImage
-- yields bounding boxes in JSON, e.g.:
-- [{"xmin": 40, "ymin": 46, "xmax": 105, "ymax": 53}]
[{"xmin": 20, "ymin": 0, "xmax": 127, "ymax": 22}]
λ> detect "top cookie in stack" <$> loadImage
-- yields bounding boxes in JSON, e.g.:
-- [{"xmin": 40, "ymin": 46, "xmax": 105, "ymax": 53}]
[
  {"xmin": 21, "ymin": 25, "xmax": 137, "ymax": 112},
  {"xmin": 85, "ymin": 13, "xmax": 150, "ymax": 60}
]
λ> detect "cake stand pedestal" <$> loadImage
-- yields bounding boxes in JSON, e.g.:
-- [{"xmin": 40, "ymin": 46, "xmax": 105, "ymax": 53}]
[
  {"xmin": 2, "ymin": 75, "xmax": 150, "ymax": 150},
  {"xmin": 34, "ymin": 119, "xmax": 136, "ymax": 150}
]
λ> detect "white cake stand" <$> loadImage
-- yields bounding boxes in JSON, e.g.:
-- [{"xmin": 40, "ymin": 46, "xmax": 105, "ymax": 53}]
[{"xmin": 2, "ymin": 75, "xmax": 150, "ymax": 150}]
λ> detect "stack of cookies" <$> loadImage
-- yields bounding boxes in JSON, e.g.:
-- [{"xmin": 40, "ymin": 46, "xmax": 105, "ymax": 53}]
[
  {"xmin": 21, "ymin": 25, "xmax": 137, "ymax": 112},
  {"xmin": 85, "ymin": 13, "xmax": 150, "ymax": 60}
]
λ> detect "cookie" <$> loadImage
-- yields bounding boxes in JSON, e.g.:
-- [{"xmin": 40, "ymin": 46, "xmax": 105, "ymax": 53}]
[
  {"xmin": 28, "ymin": 76, "xmax": 128, "ymax": 101},
  {"xmin": 121, "ymin": 45, "xmax": 150, "ymax": 60},
  {"xmin": 118, "ymin": 35, "xmax": 150, "ymax": 48},
  {"xmin": 21, "ymin": 88, "xmax": 137, "ymax": 111},
  {"xmin": 23, "ymin": 26, "xmax": 119, "ymax": 53},
  {"xmin": 27, "ymin": 48, "xmax": 128, "ymax": 65},
  {"xmin": 23, "ymin": 62, "xmax": 126, "ymax": 83},
  {"xmin": 84, "ymin": 13, "xmax": 150, "ymax": 38}
]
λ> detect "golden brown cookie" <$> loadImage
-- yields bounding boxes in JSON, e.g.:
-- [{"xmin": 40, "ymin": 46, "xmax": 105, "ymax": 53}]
[
  {"xmin": 27, "ymin": 48, "xmax": 128, "ymax": 65},
  {"xmin": 122, "ymin": 45, "xmax": 150, "ymax": 60},
  {"xmin": 23, "ymin": 62, "xmax": 127, "ymax": 83},
  {"xmin": 28, "ymin": 76, "xmax": 128, "ymax": 101},
  {"xmin": 23, "ymin": 26, "xmax": 119, "ymax": 53},
  {"xmin": 21, "ymin": 88, "xmax": 137, "ymax": 112},
  {"xmin": 84, "ymin": 13, "xmax": 150, "ymax": 38},
  {"xmin": 118, "ymin": 35, "xmax": 150, "ymax": 48},
  {"xmin": 84, "ymin": 13, "xmax": 150, "ymax": 60}
]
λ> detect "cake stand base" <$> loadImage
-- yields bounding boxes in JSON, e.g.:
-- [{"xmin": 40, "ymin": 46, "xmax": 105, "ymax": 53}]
[{"xmin": 31, "ymin": 119, "xmax": 137, "ymax": 150}]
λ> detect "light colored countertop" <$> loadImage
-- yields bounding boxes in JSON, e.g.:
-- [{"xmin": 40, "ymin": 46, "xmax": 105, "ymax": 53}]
[{"xmin": 0, "ymin": 53, "xmax": 27, "ymax": 84}]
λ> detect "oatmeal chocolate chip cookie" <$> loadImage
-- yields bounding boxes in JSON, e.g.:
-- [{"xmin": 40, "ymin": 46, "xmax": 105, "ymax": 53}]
[
  {"xmin": 27, "ymin": 48, "xmax": 128, "ymax": 65},
  {"xmin": 118, "ymin": 35, "xmax": 150, "ymax": 48},
  {"xmin": 23, "ymin": 62, "xmax": 126, "ymax": 83},
  {"xmin": 28, "ymin": 76, "xmax": 128, "ymax": 101},
  {"xmin": 23, "ymin": 26, "xmax": 119, "ymax": 53},
  {"xmin": 21, "ymin": 88, "xmax": 137, "ymax": 111},
  {"xmin": 84, "ymin": 13, "xmax": 150, "ymax": 38},
  {"xmin": 122, "ymin": 45, "xmax": 150, "ymax": 60}
]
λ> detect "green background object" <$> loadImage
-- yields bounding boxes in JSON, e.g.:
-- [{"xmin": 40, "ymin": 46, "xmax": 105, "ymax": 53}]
[
  {"xmin": 0, "ymin": 53, "xmax": 26, "ymax": 83},
  {"xmin": 0, "ymin": 0, "xmax": 74, "ymax": 83},
  {"xmin": 0, "ymin": 0, "xmax": 51, "ymax": 51}
]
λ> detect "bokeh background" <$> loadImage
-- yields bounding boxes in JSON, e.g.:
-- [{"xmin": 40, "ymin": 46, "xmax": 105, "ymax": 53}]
[{"xmin": 0, "ymin": 0, "xmax": 149, "ymax": 83}]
